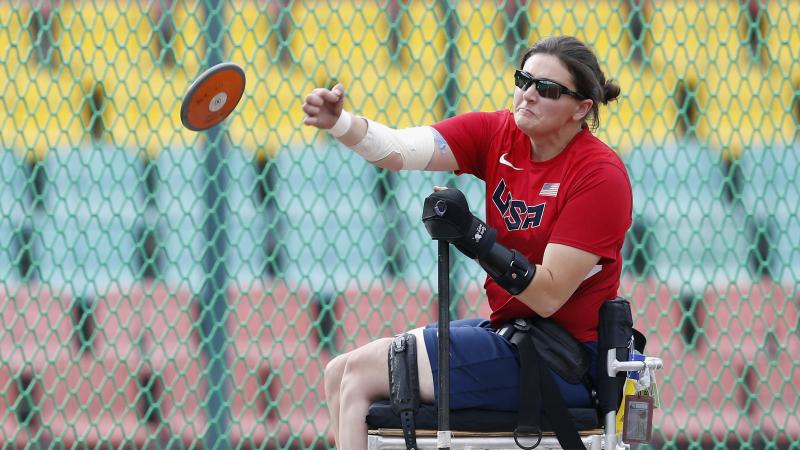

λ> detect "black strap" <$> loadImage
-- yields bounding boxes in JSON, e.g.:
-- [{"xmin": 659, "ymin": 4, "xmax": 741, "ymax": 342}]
[
  {"xmin": 511, "ymin": 332, "xmax": 586, "ymax": 450},
  {"xmin": 388, "ymin": 334, "xmax": 420, "ymax": 450},
  {"xmin": 399, "ymin": 411, "xmax": 416, "ymax": 450}
]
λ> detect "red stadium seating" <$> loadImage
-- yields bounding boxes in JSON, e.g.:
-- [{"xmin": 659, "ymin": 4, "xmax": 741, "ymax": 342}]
[
  {"xmin": 158, "ymin": 353, "xmax": 208, "ymax": 446},
  {"xmin": 38, "ymin": 355, "xmax": 151, "ymax": 448},
  {"xmin": 231, "ymin": 278, "xmax": 483, "ymax": 362},
  {"xmin": 93, "ymin": 284, "xmax": 147, "ymax": 360},
  {"xmin": 230, "ymin": 279, "xmax": 334, "ymax": 447},
  {"xmin": 155, "ymin": 349, "xmax": 334, "ymax": 450},
  {"xmin": 229, "ymin": 355, "xmax": 272, "ymax": 448},
  {"xmin": 102, "ymin": 281, "xmax": 198, "ymax": 370},
  {"xmin": 229, "ymin": 280, "xmax": 313, "ymax": 447},
  {"xmin": 621, "ymin": 276, "xmax": 800, "ymax": 445},
  {"xmin": 620, "ymin": 276, "xmax": 687, "ymax": 357},
  {"xmin": 335, "ymin": 279, "xmax": 486, "ymax": 351},
  {"xmin": 96, "ymin": 282, "xmax": 208, "ymax": 447},
  {"xmin": 336, "ymin": 280, "xmax": 437, "ymax": 351},
  {"xmin": 0, "ymin": 365, "xmax": 29, "ymax": 448},
  {"xmin": 621, "ymin": 277, "xmax": 750, "ymax": 444},
  {"xmin": 0, "ymin": 283, "xmax": 75, "ymax": 372},
  {"xmin": 267, "ymin": 349, "xmax": 334, "ymax": 449},
  {"xmin": 747, "ymin": 333, "xmax": 800, "ymax": 446},
  {"xmin": 229, "ymin": 280, "xmax": 315, "ymax": 359},
  {"xmin": 142, "ymin": 288, "xmax": 199, "ymax": 370},
  {"xmin": 96, "ymin": 280, "xmax": 324, "ymax": 448},
  {"xmin": 697, "ymin": 279, "xmax": 799, "ymax": 446},
  {"xmin": 700, "ymin": 279, "xmax": 798, "ymax": 362},
  {"xmin": 655, "ymin": 350, "xmax": 752, "ymax": 445}
]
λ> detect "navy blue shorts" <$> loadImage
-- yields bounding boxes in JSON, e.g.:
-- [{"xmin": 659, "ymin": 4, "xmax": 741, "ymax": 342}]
[{"xmin": 422, "ymin": 318, "xmax": 598, "ymax": 412}]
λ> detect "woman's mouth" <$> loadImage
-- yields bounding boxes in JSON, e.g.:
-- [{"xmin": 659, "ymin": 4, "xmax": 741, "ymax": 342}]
[{"xmin": 516, "ymin": 108, "xmax": 535, "ymax": 117}]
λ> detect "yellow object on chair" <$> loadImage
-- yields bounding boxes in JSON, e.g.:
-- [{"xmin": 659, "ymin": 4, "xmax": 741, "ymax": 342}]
[{"xmin": 616, "ymin": 378, "xmax": 638, "ymax": 438}]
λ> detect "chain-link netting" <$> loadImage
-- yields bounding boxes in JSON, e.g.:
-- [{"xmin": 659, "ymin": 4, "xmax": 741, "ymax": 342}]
[{"xmin": 1, "ymin": 1, "xmax": 799, "ymax": 449}]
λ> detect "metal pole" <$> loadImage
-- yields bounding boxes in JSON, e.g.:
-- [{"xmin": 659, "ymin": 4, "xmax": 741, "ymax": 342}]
[
  {"xmin": 440, "ymin": 0, "xmax": 458, "ymax": 119},
  {"xmin": 439, "ymin": 0, "xmax": 462, "ymax": 293},
  {"xmin": 202, "ymin": 1, "xmax": 231, "ymax": 449},
  {"xmin": 437, "ymin": 240, "xmax": 451, "ymax": 450}
]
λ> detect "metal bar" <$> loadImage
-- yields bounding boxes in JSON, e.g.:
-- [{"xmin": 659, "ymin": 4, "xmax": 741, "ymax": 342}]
[
  {"xmin": 439, "ymin": 0, "xmax": 458, "ymax": 119},
  {"xmin": 201, "ymin": 1, "xmax": 231, "ymax": 449},
  {"xmin": 437, "ymin": 240, "xmax": 451, "ymax": 450},
  {"xmin": 369, "ymin": 434, "xmax": 597, "ymax": 450},
  {"xmin": 606, "ymin": 349, "xmax": 664, "ymax": 376},
  {"xmin": 604, "ymin": 411, "xmax": 616, "ymax": 450}
]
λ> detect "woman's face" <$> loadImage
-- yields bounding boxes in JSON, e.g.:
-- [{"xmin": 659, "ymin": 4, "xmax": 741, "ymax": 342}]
[{"xmin": 513, "ymin": 53, "xmax": 588, "ymax": 138}]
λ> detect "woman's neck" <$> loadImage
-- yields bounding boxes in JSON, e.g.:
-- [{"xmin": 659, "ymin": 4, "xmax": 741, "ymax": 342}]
[{"xmin": 529, "ymin": 124, "xmax": 582, "ymax": 162}]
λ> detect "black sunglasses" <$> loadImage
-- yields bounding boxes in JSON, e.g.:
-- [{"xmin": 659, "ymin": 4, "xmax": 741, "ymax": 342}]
[{"xmin": 514, "ymin": 70, "xmax": 583, "ymax": 100}]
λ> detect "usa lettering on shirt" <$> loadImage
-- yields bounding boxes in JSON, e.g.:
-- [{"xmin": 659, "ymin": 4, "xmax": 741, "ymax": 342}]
[{"xmin": 492, "ymin": 179, "xmax": 546, "ymax": 231}]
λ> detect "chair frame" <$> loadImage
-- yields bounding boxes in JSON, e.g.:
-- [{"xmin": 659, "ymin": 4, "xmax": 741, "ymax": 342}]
[{"xmin": 367, "ymin": 350, "xmax": 663, "ymax": 450}]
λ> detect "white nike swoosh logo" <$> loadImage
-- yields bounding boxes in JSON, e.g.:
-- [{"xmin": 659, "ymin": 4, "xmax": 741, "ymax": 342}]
[{"xmin": 499, "ymin": 153, "xmax": 523, "ymax": 171}]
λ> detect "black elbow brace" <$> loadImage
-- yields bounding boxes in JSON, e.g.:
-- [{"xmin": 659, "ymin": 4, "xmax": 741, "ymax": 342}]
[{"xmin": 478, "ymin": 241, "xmax": 536, "ymax": 296}]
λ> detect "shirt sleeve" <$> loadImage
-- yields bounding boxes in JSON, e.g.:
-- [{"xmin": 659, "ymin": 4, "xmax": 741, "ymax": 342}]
[
  {"xmin": 549, "ymin": 163, "xmax": 633, "ymax": 263},
  {"xmin": 431, "ymin": 111, "xmax": 500, "ymax": 180}
]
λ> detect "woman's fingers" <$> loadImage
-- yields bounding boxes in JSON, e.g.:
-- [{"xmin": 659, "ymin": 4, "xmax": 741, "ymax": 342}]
[
  {"xmin": 320, "ymin": 87, "xmax": 342, "ymax": 104},
  {"xmin": 302, "ymin": 84, "xmax": 346, "ymax": 129},
  {"xmin": 302, "ymin": 103, "xmax": 320, "ymax": 116},
  {"xmin": 304, "ymin": 93, "xmax": 324, "ymax": 107}
]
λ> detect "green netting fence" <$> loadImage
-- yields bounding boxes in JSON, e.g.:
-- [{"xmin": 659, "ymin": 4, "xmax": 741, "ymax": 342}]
[{"xmin": 1, "ymin": 1, "xmax": 799, "ymax": 449}]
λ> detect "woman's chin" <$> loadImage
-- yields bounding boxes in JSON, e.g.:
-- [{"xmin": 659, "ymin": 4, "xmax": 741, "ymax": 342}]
[{"xmin": 514, "ymin": 114, "xmax": 539, "ymax": 133}]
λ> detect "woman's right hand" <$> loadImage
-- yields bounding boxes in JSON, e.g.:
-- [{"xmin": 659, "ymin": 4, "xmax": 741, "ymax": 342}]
[{"xmin": 302, "ymin": 83, "xmax": 346, "ymax": 130}]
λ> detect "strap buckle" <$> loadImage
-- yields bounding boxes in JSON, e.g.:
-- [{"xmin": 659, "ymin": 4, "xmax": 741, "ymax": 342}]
[
  {"xmin": 513, "ymin": 425, "xmax": 543, "ymax": 450},
  {"xmin": 509, "ymin": 257, "xmax": 530, "ymax": 278},
  {"xmin": 498, "ymin": 324, "xmax": 515, "ymax": 340},
  {"xmin": 497, "ymin": 318, "xmax": 532, "ymax": 340},
  {"xmin": 512, "ymin": 317, "xmax": 533, "ymax": 332}
]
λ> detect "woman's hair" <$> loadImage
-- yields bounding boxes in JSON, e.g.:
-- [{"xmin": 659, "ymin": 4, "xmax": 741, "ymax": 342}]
[{"xmin": 520, "ymin": 36, "xmax": 620, "ymax": 131}]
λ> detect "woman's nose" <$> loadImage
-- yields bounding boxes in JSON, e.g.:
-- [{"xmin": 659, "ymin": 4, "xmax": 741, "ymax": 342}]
[{"xmin": 522, "ymin": 85, "xmax": 538, "ymax": 102}]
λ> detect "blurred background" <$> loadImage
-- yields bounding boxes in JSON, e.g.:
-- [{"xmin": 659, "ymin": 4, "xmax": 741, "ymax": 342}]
[{"xmin": 0, "ymin": 1, "xmax": 798, "ymax": 449}]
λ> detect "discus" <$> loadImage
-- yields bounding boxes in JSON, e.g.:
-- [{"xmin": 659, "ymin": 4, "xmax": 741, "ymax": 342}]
[{"xmin": 180, "ymin": 62, "xmax": 246, "ymax": 131}]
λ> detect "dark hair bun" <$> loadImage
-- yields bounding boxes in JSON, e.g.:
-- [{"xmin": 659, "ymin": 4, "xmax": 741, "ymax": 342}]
[{"xmin": 603, "ymin": 80, "xmax": 621, "ymax": 104}]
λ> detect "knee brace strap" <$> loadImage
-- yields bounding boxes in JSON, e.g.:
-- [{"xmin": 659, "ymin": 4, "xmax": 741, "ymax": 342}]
[{"xmin": 388, "ymin": 333, "xmax": 420, "ymax": 450}]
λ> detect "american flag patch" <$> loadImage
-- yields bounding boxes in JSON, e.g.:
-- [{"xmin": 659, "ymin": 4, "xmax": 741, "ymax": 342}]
[{"xmin": 539, "ymin": 183, "xmax": 560, "ymax": 197}]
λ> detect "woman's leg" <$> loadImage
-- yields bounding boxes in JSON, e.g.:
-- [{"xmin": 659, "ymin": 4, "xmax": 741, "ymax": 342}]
[
  {"xmin": 333, "ymin": 329, "xmax": 434, "ymax": 450},
  {"xmin": 408, "ymin": 328, "xmax": 434, "ymax": 403},
  {"xmin": 323, "ymin": 352, "xmax": 349, "ymax": 446},
  {"xmin": 337, "ymin": 337, "xmax": 392, "ymax": 450}
]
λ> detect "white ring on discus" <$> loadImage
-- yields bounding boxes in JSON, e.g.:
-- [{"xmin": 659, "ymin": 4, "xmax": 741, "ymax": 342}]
[{"xmin": 209, "ymin": 92, "xmax": 228, "ymax": 112}]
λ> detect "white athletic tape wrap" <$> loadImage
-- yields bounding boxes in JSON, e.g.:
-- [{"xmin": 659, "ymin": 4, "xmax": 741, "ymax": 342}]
[
  {"xmin": 327, "ymin": 110, "xmax": 353, "ymax": 138},
  {"xmin": 351, "ymin": 120, "xmax": 436, "ymax": 170}
]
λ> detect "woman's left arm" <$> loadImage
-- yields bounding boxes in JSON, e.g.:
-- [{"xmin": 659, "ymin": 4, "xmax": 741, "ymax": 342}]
[{"xmin": 514, "ymin": 243, "xmax": 600, "ymax": 317}]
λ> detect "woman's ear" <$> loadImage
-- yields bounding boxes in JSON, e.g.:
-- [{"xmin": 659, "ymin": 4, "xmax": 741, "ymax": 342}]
[{"xmin": 574, "ymin": 99, "xmax": 593, "ymax": 121}]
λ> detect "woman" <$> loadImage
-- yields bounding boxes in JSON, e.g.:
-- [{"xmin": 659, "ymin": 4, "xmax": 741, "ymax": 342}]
[{"xmin": 302, "ymin": 35, "xmax": 631, "ymax": 450}]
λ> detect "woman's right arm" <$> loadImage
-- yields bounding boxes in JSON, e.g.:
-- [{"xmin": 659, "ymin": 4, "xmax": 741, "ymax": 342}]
[{"xmin": 302, "ymin": 84, "xmax": 459, "ymax": 172}]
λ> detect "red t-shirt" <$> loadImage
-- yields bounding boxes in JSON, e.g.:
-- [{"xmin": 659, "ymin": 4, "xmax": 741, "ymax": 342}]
[{"xmin": 432, "ymin": 110, "xmax": 632, "ymax": 342}]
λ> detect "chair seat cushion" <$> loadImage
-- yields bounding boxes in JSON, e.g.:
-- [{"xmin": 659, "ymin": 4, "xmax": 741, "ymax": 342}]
[{"xmin": 366, "ymin": 401, "xmax": 599, "ymax": 432}]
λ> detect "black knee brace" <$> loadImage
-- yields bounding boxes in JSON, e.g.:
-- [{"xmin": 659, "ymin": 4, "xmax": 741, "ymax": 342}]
[{"xmin": 388, "ymin": 333, "xmax": 420, "ymax": 450}]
